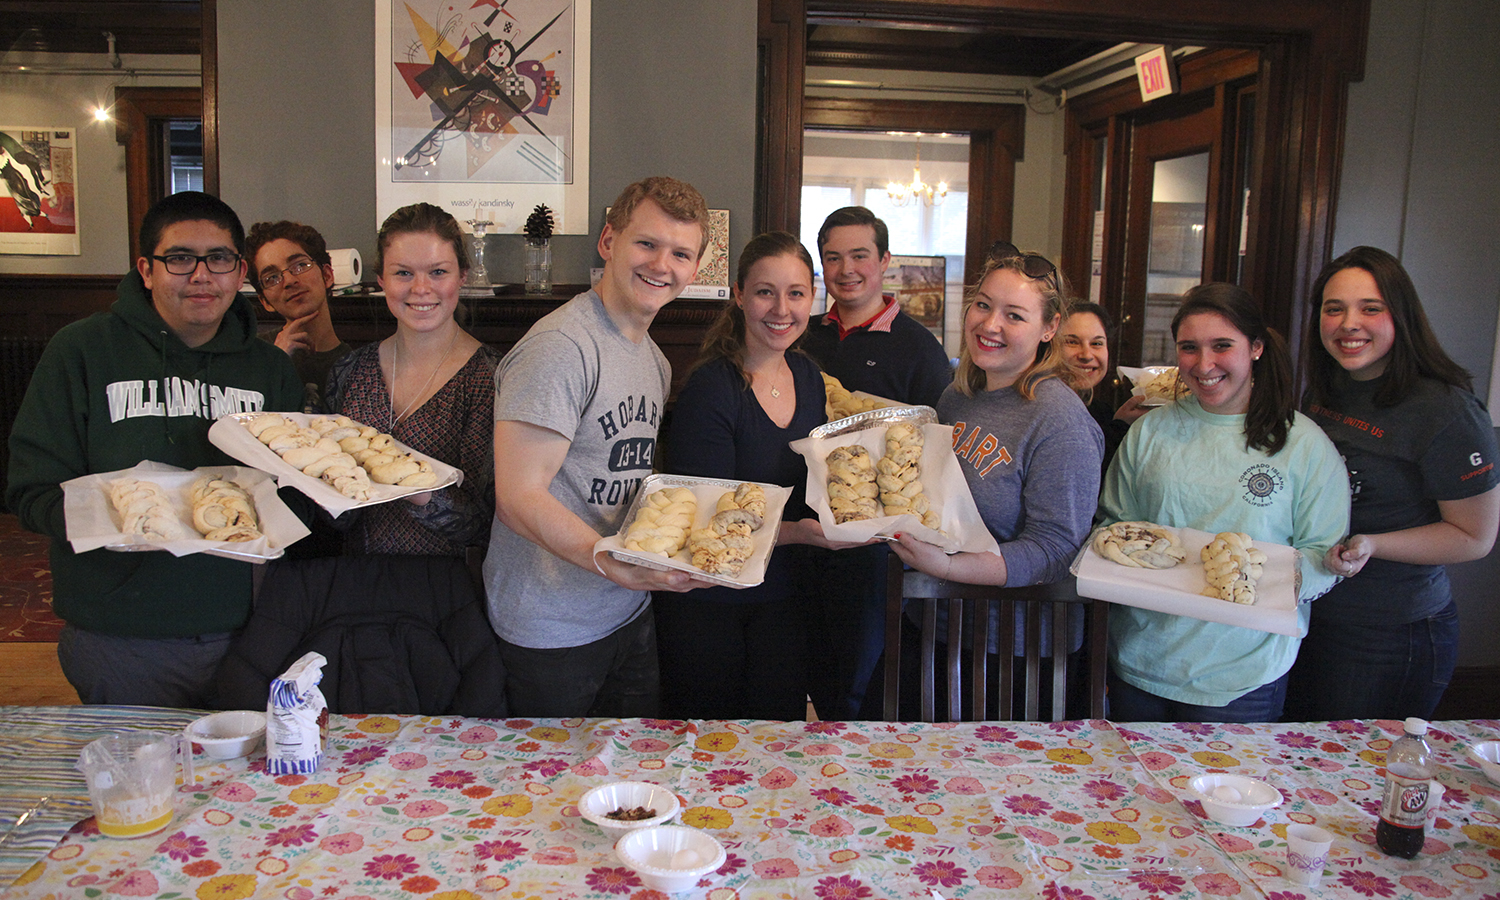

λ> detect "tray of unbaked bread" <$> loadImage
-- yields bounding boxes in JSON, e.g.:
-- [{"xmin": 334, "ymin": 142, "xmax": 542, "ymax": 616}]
[
  {"xmin": 1071, "ymin": 522, "xmax": 1304, "ymax": 636},
  {"xmin": 1119, "ymin": 366, "xmax": 1191, "ymax": 406},
  {"xmin": 61, "ymin": 461, "xmax": 310, "ymax": 562},
  {"xmin": 208, "ymin": 412, "xmax": 461, "ymax": 516},
  {"xmin": 593, "ymin": 475, "xmax": 793, "ymax": 589},
  {"xmin": 790, "ymin": 419, "xmax": 1000, "ymax": 555}
]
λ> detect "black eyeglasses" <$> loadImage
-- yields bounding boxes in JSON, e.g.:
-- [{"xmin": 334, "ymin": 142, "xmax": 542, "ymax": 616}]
[
  {"xmin": 151, "ymin": 252, "xmax": 242, "ymax": 275},
  {"xmin": 261, "ymin": 258, "xmax": 317, "ymax": 289},
  {"xmin": 987, "ymin": 240, "xmax": 1057, "ymax": 285}
]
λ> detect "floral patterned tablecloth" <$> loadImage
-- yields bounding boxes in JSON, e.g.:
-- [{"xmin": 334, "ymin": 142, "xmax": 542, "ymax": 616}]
[{"xmin": 4, "ymin": 708, "xmax": 1499, "ymax": 900}]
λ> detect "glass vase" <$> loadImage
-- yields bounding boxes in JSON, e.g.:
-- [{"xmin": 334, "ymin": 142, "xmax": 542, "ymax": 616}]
[{"xmin": 525, "ymin": 239, "xmax": 552, "ymax": 295}]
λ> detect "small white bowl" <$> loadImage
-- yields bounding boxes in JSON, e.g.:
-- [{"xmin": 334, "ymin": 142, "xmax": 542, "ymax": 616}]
[
  {"xmin": 187, "ymin": 710, "xmax": 266, "ymax": 760},
  {"xmin": 615, "ymin": 825, "xmax": 726, "ymax": 893},
  {"xmin": 579, "ymin": 781, "xmax": 681, "ymax": 842},
  {"xmin": 1189, "ymin": 774, "xmax": 1283, "ymax": 826},
  {"xmin": 1469, "ymin": 742, "xmax": 1500, "ymax": 785}
]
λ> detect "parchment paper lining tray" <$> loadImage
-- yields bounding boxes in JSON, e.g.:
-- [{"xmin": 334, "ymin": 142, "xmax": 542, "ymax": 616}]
[
  {"xmin": 63, "ymin": 461, "xmax": 309, "ymax": 562},
  {"xmin": 208, "ymin": 412, "xmax": 462, "ymax": 516},
  {"xmin": 791, "ymin": 419, "xmax": 1000, "ymax": 555},
  {"xmin": 593, "ymin": 474, "xmax": 792, "ymax": 589},
  {"xmin": 1071, "ymin": 523, "xmax": 1304, "ymax": 636}
]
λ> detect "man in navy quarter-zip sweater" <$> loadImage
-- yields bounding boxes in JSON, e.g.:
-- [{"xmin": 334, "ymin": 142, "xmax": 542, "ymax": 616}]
[{"xmin": 799, "ymin": 206, "xmax": 954, "ymax": 720}]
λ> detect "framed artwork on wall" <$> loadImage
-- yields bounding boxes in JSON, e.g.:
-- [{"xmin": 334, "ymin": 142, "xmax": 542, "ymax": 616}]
[
  {"xmin": 886, "ymin": 254, "xmax": 945, "ymax": 343},
  {"xmin": 374, "ymin": 0, "xmax": 591, "ymax": 236},
  {"xmin": 0, "ymin": 126, "xmax": 79, "ymax": 256}
]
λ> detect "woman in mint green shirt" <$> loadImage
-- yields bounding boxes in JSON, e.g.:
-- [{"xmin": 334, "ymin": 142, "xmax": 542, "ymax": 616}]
[{"xmin": 1099, "ymin": 283, "xmax": 1349, "ymax": 722}]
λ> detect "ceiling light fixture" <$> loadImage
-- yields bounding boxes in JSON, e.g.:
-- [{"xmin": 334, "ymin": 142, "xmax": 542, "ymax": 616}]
[{"xmin": 886, "ymin": 134, "xmax": 947, "ymax": 207}]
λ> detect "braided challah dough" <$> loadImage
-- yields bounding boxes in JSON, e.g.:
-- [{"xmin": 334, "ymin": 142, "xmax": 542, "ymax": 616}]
[
  {"xmin": 826, "ymin": 445, "xmax": 880, "ymax": 523},
  {"xmin": 687, "ymin": 483, "xmax": 765, "ymax": 577},
  {"xmin": 623, "ymin": 487, "xmax": 698, "ymax": 556},
  {"xmin": 243, "ymin": 413, "xmax": 441, "ymax": 500},
  {"xmin": 188, "ymin": 476, "xmax": 261, "ymax": 542},
  {"xmin": 1200, "ymin": 531, "xmax": 1267, "ymax": 604},
  {"xmin": 877, "ymin": 424, "xmax": 940, "ymax": 530},
  {"xmin": 822, "ymin": 372, "xmax": 889, "ymax": 421},
  {"xmin": 108, "ymin": 479, "xmax": 188, "ymax": 541}
]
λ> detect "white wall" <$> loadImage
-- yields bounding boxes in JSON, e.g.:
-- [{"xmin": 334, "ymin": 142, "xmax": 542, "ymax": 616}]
[
  {"xmin": 0, "ymin": 53, "xmax": 199, "ymax": 274},
  {"xmin": 1334, "ymin": 0, "xmax": 1500, "ymax": 667},
  {"xmin": 219, "ymin": 0, "xmax": 757, "ymax": 285}
]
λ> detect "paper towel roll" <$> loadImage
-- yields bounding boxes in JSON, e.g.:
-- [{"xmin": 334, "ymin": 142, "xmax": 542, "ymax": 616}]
[{"xmin": 329, "ymin": 248, "xmax": 362, "ymax": 287}]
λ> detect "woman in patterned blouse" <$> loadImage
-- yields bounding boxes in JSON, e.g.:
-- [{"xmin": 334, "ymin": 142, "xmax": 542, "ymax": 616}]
[{"xmin": 325, "ymin": 203, "xmax": 498, "ymax": 557}]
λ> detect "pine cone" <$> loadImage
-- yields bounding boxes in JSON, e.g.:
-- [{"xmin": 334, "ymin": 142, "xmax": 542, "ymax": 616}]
[{"xmin": 524, "ymin": 204, "xmax": 554, "ymax": 242}]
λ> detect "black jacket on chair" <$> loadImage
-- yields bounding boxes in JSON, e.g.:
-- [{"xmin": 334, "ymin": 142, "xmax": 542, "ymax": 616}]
[{"xmin": 214, "ymin": 555, "xmax": 508, "ymax": 718}]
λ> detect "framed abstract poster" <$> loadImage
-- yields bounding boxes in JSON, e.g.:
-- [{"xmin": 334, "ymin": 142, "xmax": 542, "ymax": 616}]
[
  {"xmin": 375, "ymin": 0, "xmax": 591, "ymax": 235},
  {"xmin": 0, "ymin": 126, "xmax": 79, "ymax": 255}
]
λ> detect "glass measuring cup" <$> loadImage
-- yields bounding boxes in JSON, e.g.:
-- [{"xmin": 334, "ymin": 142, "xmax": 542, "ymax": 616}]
[{"xmin": 75, "ymin": 732, "xmax": 193, "ymax": 839}]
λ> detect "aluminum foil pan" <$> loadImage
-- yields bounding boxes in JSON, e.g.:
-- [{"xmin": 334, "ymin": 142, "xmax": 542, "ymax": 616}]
[{"xmin": 811, "ymin": 404, "xmax": 937, "ymax": 439}]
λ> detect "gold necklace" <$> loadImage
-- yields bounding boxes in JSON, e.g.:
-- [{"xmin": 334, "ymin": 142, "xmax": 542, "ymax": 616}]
[{"xmin": 391, "ymin": 329, "xmax": 459, "ymax": 425}]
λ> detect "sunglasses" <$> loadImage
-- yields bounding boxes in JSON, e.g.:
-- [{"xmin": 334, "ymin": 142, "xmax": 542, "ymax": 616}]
[{"xmin": 987, "ymin": 240, "xmax": 1058, "ymax": 286}]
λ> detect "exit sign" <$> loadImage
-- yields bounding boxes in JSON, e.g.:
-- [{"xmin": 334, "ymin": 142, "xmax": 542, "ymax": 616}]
[{"xmin": 1135, "ymin": 47, "xmax": 1179, "ymax": 102}]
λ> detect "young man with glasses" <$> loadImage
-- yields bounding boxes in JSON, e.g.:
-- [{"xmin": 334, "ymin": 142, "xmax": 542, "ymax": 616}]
[
  {"xmin": 246, "ymin": 220, "xmax": 352, "ymax": 413},
  {"xmin": 6, "ymin": 191, "xmax": 303, "ymax": 707}
]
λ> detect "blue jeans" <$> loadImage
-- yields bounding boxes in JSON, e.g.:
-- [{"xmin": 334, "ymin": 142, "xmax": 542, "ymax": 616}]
[
  {"xmin": 1283, "ymin": 602, "xmax": 1458, "ymax": 721},
  {"xmin": 1107, "ymin": 671, "xmax": 1289, "ymax": 723}
]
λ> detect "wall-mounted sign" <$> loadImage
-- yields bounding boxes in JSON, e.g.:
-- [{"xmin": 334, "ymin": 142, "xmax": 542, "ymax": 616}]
[{"xmin": 1134, "ymin": 46, "xmax": 1179, "ymax": 103}]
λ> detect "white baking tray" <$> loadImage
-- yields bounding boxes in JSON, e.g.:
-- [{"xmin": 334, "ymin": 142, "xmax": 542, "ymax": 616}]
[
  {"xmin": 1071, "ymin": 524, "xmax": 1303, "ymax": 636},
  {"xmin": 208, "ymin": 412, "xmax": 461, "ymax": 517},
  {"xmin": 593, "ymin": 474, "xmax": 791, "ymax": 589}
]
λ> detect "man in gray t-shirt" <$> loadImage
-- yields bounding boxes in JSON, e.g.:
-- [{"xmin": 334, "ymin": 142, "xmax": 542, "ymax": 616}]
[{"xmin": 486, "ymin": 177, "xmax": 714, "ymax": 717}]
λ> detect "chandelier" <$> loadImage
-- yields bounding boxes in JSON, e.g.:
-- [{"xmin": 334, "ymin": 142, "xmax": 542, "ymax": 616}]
[{"xmin": 886, "ymin": 134, "xmax": 948, "ymax": 207}]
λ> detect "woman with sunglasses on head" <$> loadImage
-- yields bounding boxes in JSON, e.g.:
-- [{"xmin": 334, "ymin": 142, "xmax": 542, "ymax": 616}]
[
  {"xmin": 1284, "ymin": 247, "xmax": 1500, "ymax": 721},
  {"xmin": 324, "ymin": 203, "xmax": 499, "ymax": 557},
  {"xmin": 886, "ymin": 248, "xmax": 1103, "ymax": 623},
  {"xmin": 654, "ymin": 231, "xmax": 862, "ymax": 721},
  {"xmin": 1100, "ymin": 284, "xmax": 1348, "ymax": 722},
  {"xmin": 1057, "ymin": 301, "xmax": 1149, "ymax": 476}
]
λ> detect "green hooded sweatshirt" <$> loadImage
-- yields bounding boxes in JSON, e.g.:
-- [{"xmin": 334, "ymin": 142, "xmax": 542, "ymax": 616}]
[{"xmin": 6, "ymin": 271, "xmax": 303, "ymax": 637}]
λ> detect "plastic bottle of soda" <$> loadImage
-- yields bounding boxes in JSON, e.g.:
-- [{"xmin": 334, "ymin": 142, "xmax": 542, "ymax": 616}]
[{"xmin": 1376, "ymin": 717, "xmax": 1433, "ymax": 859}]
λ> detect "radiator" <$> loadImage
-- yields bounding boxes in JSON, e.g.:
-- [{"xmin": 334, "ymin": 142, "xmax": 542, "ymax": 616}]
[{"xmin": 0, "ymin": 337, "xmax": 48, "ymax": 512}]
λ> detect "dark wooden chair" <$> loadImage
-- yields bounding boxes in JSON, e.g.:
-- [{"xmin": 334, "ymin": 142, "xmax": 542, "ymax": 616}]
[{"xmin": 881, "ymin": 552, "xmax": 1109, "ymax": 722}]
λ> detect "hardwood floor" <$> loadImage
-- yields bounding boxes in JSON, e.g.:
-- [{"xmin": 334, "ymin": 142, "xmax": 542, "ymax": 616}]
[{"xmin": 0, "ymin": 643, "xmax": 77, "ymax": 706}]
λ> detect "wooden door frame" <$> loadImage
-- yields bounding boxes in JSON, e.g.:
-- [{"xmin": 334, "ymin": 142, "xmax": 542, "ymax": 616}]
[
  {"xmin": 1119, "ymin": 98, "xmax": 1222, "ymax": 365},
  {"xmin": 115, "ymin": 87, "xmax": 204, "ymax": 262},
  {"xmin": 1064, "ymin": 48, "xmax": 1258, "ymax": 365},
  {"xmin": 760, "ymin": 0, "xmax": 1370, "ymax": 350},
  {"xmin": 802, "ymin": 98, "xmax": 1025, "ymax": 286}
]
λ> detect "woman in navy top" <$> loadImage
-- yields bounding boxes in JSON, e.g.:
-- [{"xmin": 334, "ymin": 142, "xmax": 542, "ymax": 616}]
[
  {"xmin": 1286, "ymin": 246, "xmax": 1500, "ymax": 720},
  {"xmin": 655, "ymin": 232, "xmax": 853, "ymax": 720}
]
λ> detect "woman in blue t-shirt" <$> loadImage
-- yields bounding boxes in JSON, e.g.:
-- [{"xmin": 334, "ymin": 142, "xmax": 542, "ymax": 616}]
[
  {"xmin": 1100, "ymin": 284, "xmax": 1348, "ymax": 723},
  {"xmin": 655, "ymin": 231, "xmax": 856, "ymax": 720},
  {"xmin": 1285, "ymin": 246, "xmax": 1500, "ymax": 720}
]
